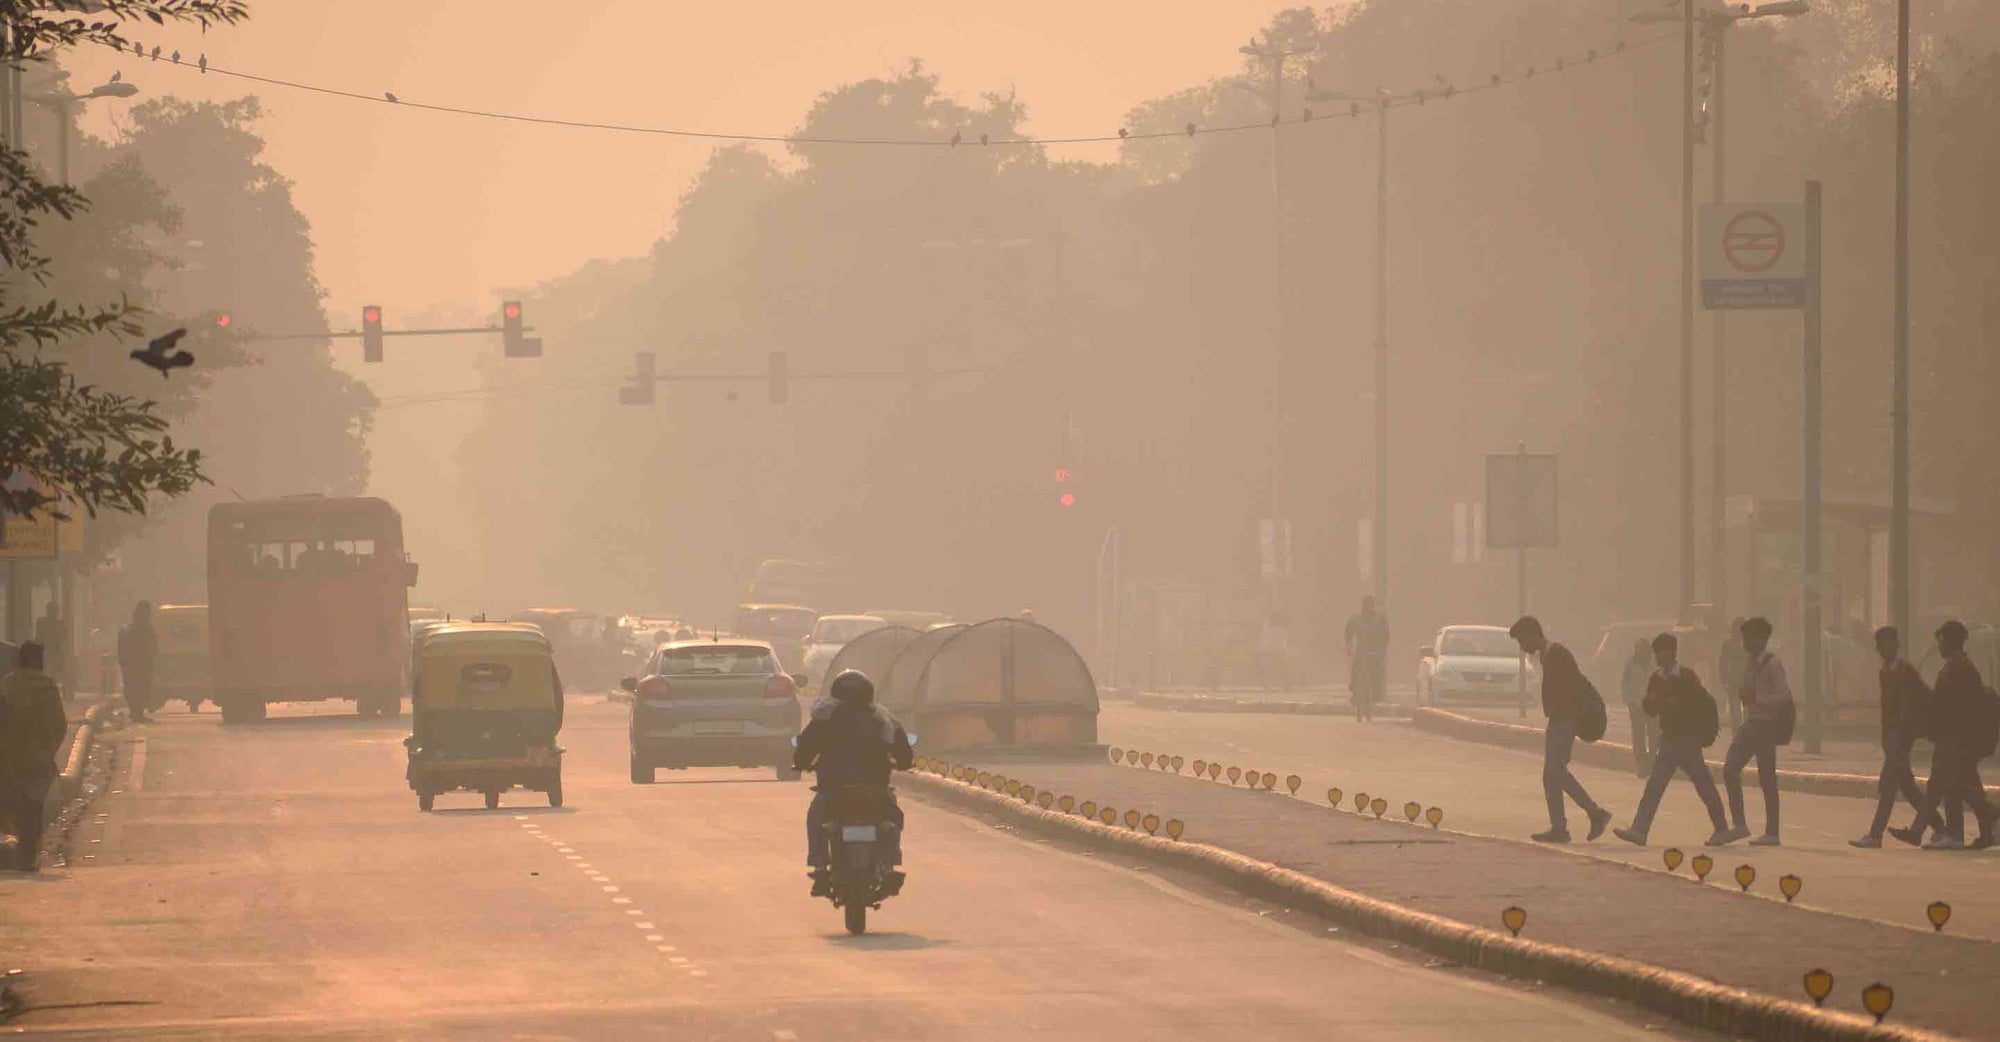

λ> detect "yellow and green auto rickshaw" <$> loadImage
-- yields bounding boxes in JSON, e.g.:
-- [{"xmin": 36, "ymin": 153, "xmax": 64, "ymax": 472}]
[
  {"xmin": 155, "ymin": 603, "xmax": 211, "ymax": 712},
  {"xmin": 405, "ymin": 622, "xmax": 565, "ymax": 811}
]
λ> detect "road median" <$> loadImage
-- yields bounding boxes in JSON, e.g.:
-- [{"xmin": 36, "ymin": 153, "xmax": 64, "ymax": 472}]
[{"xmin": 905, "ymin": 757, "xmax": 1988, "ymax": 1042}]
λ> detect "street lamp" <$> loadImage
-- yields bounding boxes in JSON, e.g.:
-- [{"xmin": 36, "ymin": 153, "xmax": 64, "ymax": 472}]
[
  {"xmin": 29, "ymin": 75, "xmax": 140, "ymax": 185},
  {"xmin": 1631, "ymin": 1, "xmax": 1807, "ymax": 622}
]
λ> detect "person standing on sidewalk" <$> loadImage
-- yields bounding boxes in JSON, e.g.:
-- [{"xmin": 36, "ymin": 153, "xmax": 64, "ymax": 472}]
[
  {"xmin": 1851, "ymin": 626, "xmax": 1940, "ymax": 847},
  {"xmin": 1719, "ymin": 616, "xmax": 1794, "ymax": 846},
  {"xmin": 118, "ymin": 601, "xmax": 158, "ymax": 723},
  {"xmin": 1509, "ymin": 615, "xmax": 1611, "ymax": 844},
  {"xmin": 1716, "ymin": 618, "xmax": 1747, "ymax": 734},
  {"xmin": 1890, "ymin": 620, "xmax": 1999, "ymax": 850},
  {"xmin": 1344, "ymin": 596, "xmax": 1389, "ymax": 722},
  {"xmin": 1621, "ymin": 637, "xmax": 1658, "ymax": 776},
  {"xmin": 1, "ymin": 643, "xmax": 68, "ymax": 873},
  {"xmin": 1614, "ymin": 632, "xmax": 1731, "ymax": 847}
]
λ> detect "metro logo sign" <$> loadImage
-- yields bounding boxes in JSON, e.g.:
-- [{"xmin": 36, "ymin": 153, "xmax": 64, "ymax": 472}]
[{"xmin": 1701, "ymin": 202, "xmax": 1809, "ymax": 309}]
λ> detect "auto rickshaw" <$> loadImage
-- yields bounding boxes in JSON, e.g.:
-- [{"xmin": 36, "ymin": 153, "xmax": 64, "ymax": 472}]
[
  {"xmin": 155, "ymin": 603, "xmax": 211, "ymax": 712},
  {"xmin": 405, "ymin": 623, "xmax": 565, "ymax": 811}
]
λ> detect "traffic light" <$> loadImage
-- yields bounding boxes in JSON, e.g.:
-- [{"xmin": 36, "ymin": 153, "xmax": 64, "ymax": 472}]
[
  {"xmin": 619, "ymin": 352, "xmax": 656, "ymax": 406},
  {"xmin": 361, "ymin": 304, "xmax": 383, "ymax": 363},
  {"xmin": 213, "ymin": 312, "xmax": 232, "ymax": 329},
  {"xmin": 1056, "ymin": 466, "xmax": 1076, "ymax": 508},
  {"xmin": 767, "ymin": 349, "xmax": 787, "ymax": 404},
  {"xmin": 501, "ymin": 300, "xmax": 541, "ymax": 358}
]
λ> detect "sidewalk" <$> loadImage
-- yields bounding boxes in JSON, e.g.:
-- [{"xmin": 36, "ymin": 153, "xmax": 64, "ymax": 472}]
[
  {"xmin": 934, "ymin": 756, "xmax": 1999, "ymax": 1041},
  {"xmin": 1452, "ymin": 700, "xmax": 1899, "ymax": 777}
]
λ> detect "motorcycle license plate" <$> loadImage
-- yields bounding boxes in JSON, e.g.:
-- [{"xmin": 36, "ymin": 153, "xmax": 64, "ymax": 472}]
[{"xmin": 841, "ymin": 825, "xmax": 878, "ymax": 842}]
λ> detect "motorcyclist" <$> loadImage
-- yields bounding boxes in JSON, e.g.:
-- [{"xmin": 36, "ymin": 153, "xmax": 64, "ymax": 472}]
[{"xmin": 794, "ymin": 669, "xmax": 913, "ymax": 897}]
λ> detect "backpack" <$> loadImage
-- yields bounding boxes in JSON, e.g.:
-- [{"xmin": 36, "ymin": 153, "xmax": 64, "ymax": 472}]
[
  {"xmin": 1576, "ymin": 675, "xmax": 1608, "ymax": 743},
  {"xmin": 1971, "ymin": 686, "xmax": 2000, "ymax": 759},
  {"xmin": 1692, "ymin": 688, "xmax": 1722, "ymax": 748}
]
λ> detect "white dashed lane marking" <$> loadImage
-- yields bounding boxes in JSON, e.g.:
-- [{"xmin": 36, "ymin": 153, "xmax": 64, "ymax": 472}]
[{"xmin": 516, "ymin": 823, "xmax": 709, "ymax": 978}]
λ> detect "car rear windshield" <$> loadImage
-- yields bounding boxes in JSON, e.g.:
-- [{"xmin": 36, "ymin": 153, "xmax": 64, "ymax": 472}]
[
  {"xmin": 1441, "ymin": 630, "xmax": 1517, "ymax": 657},
  {"xmin": 657, "ymin": 646, "xmax": 777, "ymax": 676},
  {"xmin": 814, "ymin": 618, "xmax": 884, "ymax": 643}
]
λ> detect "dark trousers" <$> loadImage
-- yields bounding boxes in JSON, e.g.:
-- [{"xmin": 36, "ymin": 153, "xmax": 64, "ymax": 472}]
[
  {"xmin": 1723, "ymin": 718, "xmax": 1782, "ymax": 835},
  {"xmin": 5, "ymin": 774, "xmax": 52, "ymax": 870},
  {"xmin": 1867, "ymin": 736, "xmax": 1936, "ymax": 837},
  {"xmin": 806, "ymin": 789, "xmax": 904, "ymax": 868},
  {"xmin": 1351, "ymin": 654, "xmax": 1385, "ymax": 721},
  {"xmin": 1625, "ymin": 702, "xmax": 1659, "ymax": 774},
  {"xmin": 1630, "ymin": 737, "xmax": 1728, "ymax": 834},
  {"xmin": 1910, "ymin": 745, "xmax": 1996, "ymax": 842},
  {"xmin": 1542, "ymin": 720, "xmax": 1601, "ymax": 831}
]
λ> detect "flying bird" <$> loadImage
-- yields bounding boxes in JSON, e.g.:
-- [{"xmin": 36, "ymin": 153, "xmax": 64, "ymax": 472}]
[
  {"xmin": 130, "ymin": 328, "xmax": 193, "ymax": 378},
  {"xmin": 385, "ymin": 91, "xmax": 399, "ymax": 103}
]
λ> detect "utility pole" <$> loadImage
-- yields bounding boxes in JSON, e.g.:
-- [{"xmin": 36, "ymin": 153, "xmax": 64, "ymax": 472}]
[
  {"xmin": 1891, "ymin": 0, "xmax": 1911, "ymax": 640},
  {"xmin": 1680, "ymin": 0, "xmax": 1697, "ymax": 619},
  {"xmin": 1709, "ymin": 21, "xmax": 1729, "ymax": 621}
]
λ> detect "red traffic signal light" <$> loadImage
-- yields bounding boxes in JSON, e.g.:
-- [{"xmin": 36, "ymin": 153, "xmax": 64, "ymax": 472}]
[
  {"xmin": 501, "ymin": 299, "xmax": 540, "ymax": 357},
  {"xmin": 214, "ymin": 313, "xmax": 232, "ymax": 328},
  {"xmin": 1059, "ymin": 491, "xmax": 1076, "ymax": 508},
  {"xmin": 361, "ymin": 303, "xmax": 384, "ymax": 363},
  {"xmin": 504, "ymin": 302, "xmax": 521, "ymax": 321}
]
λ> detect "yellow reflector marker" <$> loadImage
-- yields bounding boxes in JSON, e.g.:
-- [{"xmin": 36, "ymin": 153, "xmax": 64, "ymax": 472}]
[
  {"xmin": 1170, "ymin": 755, "xmax": 1185, "ymax": 773},
  {"xmin": 1690, "ymin": 853, "xmax": 1714, "ymax": 882},
  {"xmin": 1734, "ymin": 864, "xmax": 1756, "ymax": 891},
  {"xmin": 1500, "ymin": 906, "xmax": 1526, "ymax": 937},
  {"xmin": 976, "ymin": 772, "xmax": 991, "ymax": 788},
  {"xmin": 1403, "ymin": 801, "xmax": 1421, "ymax": 822},
  {"xmin": 1192, "ymin": 758, "xmax": 1207, "ymax": 776},
  {"xmin": 1165, "ymin": 819, "xmax": 1185, "ymax": 840},
  {"xmin": 1261, "ymin": 771, "xmax": 1278, "ymax": 791},
  {"xmin": 1327, "ymin": 787, "xmax": 1344, "ymax": 808},
  {"xmin": 1037, "ymin": 791, "xmax": 1055, "ymax": 810},
  {"xmin": 1285, "ymin": 774, "xmax": 1303, "ymax": 796},
  {"xmin": 1140, "ymin": 752, "xmax": 1155, "ymax": 768},
  {"xmin": 1354, "ymin": 791, "xmax": 1370, "ymax": 812},
  {"xmin": 1861, "ymin": 982, "xmax": 1893, "ymax": 1022},
  {"xmin": 1123, "ymin": 809, "xmax": 1141, "ymax": 829},
  {"xmin": 1662, "ymin": 848, "xmax": 1684, "ymax": 872},
  {"xmin": 1426, "ymin": 806, "xmax": 1443, "ymax": 828},
  {"xmin": 1779, "ymin": 874, "xmax": 1802, "ymax": 902},
  {"xmin": 1099, "ymin": 807, "xmax": 1118, "ymax": 826},
  {"xmin": 1802, "ymin": 968, "xmax": 1833, "ymax": 1006},
  {"xmin": 1079, "ymin": 800, "xmax": 1098, "ymax": 819},
  {"xmin": 1110, "ymin": 748, "xmax": 1124, "ymax": 764},
  {"xmin": 1141, "ymin": 813, "xmax": 1160, "ymax": 834},
  {"xmin": 1369, "ymin": 797, "xmax": 1387, "ymax": 819},
  {"xmin": 1017, "ymin": 784, "xmax": 1033, "ymax": 802},
  {"xmin": 1227, "ymin": 767, "xmax": 1243, "ymax": 785},
  {"xmin": 1005, "ymin": 780, "xmax": 1021, "ymax": 797},
  {"xmin": 1207, "ymin": 762, "xmax": 1223, "ymax": 781},
  {"xmin": 1927, "ymin": 900, "xmax": 1952, "ymax": 932},
  {"xmin": 1059, "ymin": 795, "xmax": 1076, "ymax": 813}
]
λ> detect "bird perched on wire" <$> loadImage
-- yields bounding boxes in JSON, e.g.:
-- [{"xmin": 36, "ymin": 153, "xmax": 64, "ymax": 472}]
[
  {"xmin": 198, "ymin": 53, "xmax": 207, "ymax": 73},
  {"xmin": 170, "ymin": 49, "xmax": 180, "ymax": 63},
  {"xmin": 109, "ymin": 70, "xmax": 122, "ymax": 84},
  {"xmin": 385, "ymin": 91, "xmax": 399, "ymax": 103},
  {"xmin": 130, "ymin": 328, "xmax": 193, "ymax": 378}
]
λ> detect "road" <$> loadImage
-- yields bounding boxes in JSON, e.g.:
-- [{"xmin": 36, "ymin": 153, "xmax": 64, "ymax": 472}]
[
  {"xmin": 0, "ymin": 698, "xmax": 1711, "ymax": 1040},
  {"xmin": 1103, "ymin": 702, "xmax": 2000, "ymax": 941}
]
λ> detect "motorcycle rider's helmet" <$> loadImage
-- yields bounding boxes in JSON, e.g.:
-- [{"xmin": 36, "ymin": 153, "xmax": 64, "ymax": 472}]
[{"xmin": 829, "ymin": 669, "xmax": 875, "ymax": 704}]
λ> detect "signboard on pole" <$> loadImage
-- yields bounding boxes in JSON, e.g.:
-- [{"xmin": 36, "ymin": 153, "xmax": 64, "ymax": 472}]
[
  {"xmin": 1701, "ymin": 203, "xmax": 1809, "ymax": 309},
  {"xmin": 0, "ymin": 474, "xmax": 58, "ymax": 559},
  {"xmin": 1486, "ymin": 452, "xmax": 1558, "ymax": 549}
]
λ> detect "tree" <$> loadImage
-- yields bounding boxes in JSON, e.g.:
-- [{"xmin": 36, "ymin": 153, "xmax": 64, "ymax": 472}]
[{"xmin": 0, "ymin": 0, "xmax": 246, "ymax": 522}]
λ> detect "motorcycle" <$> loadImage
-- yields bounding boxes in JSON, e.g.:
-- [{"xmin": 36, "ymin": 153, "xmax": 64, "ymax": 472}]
[{"xmin": 795, "ymin": 733, "xmax": 916, "ymax": 936}]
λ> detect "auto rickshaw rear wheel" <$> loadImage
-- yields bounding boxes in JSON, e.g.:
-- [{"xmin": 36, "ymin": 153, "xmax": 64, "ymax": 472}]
[
  {"xmin": 548, "ymin": 776, "xmax": 563, "ymax": 808},
  {"xmin": 484, "ymin": 790, "xmax": 500, "ymax": 810},
  {"xmin": 418, "ymin": 792, "xmax": 434, "ymax": 812}
]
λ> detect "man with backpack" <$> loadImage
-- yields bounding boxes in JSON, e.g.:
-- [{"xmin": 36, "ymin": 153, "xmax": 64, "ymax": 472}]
[
  {"xmin": 1719, "ymin": 616, "xmax": 1794, "ymax": 846},
  {"xmin": 1510, "ymin": 615, "xmax": 1611, "ymax": 844},
  {"xmin": 1613, "ymin": 633, "xmax": 1731, "ymax": 847},
  {"xmin": 1851, "ymin": 625, "xmax": 1941, "ymax": 848},
  {"xmin": 1890, "ymin": 620, "xmax": 1998, "ymax": 850}
]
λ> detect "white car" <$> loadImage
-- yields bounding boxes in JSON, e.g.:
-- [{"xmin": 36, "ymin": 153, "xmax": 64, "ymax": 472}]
[
  {"xmin": 800, "ymin": 614, "xmax": 887, "ymax": 692},
  {"xmin": 1416, "ymin": 625, "xmax": 1538, "ymax": 705}
]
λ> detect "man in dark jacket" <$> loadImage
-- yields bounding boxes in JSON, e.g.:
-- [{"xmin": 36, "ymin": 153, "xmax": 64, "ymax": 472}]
[
  {"xmin": 1613, "ymin": 633, "xmax": 1730, "ymax": 846},
  {"xmin": 1510, "ymin": 616, "xmax": 1610, "ymax": 844},
  {"xmin": 1891, "ymin": 621, "xmax": 1998, "ymax": 850},
  {"xmin": 2, "ymin": 643, "xmax": 68, "ymax": 873},
  {"xmin": 1851, "ymin": 626, "xmax": 1940, "ymax": 847},
  {"xmin": 794, "ymin": 669, "xmax": 914, "ymax": 894},
  {"xmin": 118, "ymin": 601, "xmax": 158, "ymax": 723}
]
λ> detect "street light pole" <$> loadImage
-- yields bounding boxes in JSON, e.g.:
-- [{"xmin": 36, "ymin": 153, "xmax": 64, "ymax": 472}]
[
  {"xmin": 29, "ymin": 78, "xmax": 139, "ymax": 186},
  {"xmin": 1709, "ymin": 23, "xmax": 1728, "ymax": 621},
  {"xmin": 1891, "ymin": 0, "xmax": 1911, "ymax": 640},
  {"xmin": 1680, "ymin": 0, "xmax": 1698, "ymax": 620}
]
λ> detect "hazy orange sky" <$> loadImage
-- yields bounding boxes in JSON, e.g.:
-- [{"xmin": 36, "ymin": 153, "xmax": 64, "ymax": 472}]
[{"xmin": 67, "ymin": 1, "xmax": 1304, "ymax": 323}]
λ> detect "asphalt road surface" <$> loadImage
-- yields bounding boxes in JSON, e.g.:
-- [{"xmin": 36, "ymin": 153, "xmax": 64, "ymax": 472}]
[
  {"xmin": 1103, "ymin": 703, "xmax": 2000, "ymax": 942},
  {"xmin": 0, "ymin": 698, "xmax": 1719, "ymax": 1040}
]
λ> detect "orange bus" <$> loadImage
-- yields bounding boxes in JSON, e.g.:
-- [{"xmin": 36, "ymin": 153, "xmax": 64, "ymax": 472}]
[{"xmin": 207, "ymin": 495, "xmax": 418, "ymax": 722}]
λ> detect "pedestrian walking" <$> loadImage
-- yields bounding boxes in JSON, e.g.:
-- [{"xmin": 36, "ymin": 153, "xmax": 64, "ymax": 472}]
[
  {"xmin": 1620, "ymin": 637, "xmax": 1659, "ymax": 776},
  {"xmin": 1851, "ymin": 626, "xmax": 1941, "ymax": 847},
  {"xmin": 1890, "ymin": 620, "xmax": 1999, "ymax": 850},
  {"xmin": 1, "ymin": 642, "xmax": 68, "ymax": 873},
  {"xmin": 1613, "ymin": 633, "xmax": 1730, "ymax": 846},
  {"xmin": 1719, "ymin": 616, "xmax": 1794, "ymax": 846},
  {"xmin": 1716, "ymin": 617, "xmax": 1747, "ymax": 733},
  {"xmin": 118, "ymin": 601, "xmax": 159, "ymax": 723},
  {"xmin": 1509, "ymin": 615, "xmax": 1611, "ymax": 844},
  {"xmin": 1344, "ymin": 596, "xmax": 1389, "ymax": 722}
]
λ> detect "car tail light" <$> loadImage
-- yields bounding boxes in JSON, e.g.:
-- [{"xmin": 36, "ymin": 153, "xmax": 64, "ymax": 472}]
[
  {"xmin": 636, "ymin": 675, "xmax": 672, "ymax": 702},
  {"xmin": 765, "ymin": 673, "xmax": 797, "ymax": 699}
]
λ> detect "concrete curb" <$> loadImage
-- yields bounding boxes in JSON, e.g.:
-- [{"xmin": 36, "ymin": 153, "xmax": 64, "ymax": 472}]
[
  {"xmin": 903, "ymin": 767, "xmax": 1954, "ymax": 1042},
  {"xmin": 1408, "ymin": 706, "xmax": 2000, "ymax": 802}
]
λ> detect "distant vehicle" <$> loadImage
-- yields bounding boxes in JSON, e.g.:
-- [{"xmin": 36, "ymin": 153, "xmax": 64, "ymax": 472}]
[
  {"xmin": 510, "ymin": 608, "xmax": 632, "ymax": 691},
  {"xmin": 747, "ymin": 559, "xmax": 855, "ymax": 611},
  {"xmin": 154, "ymin": 603, "xmax": 211, "ymax": 713},
  {"xmin": 405, "ymin": 622, "xmax": 564, "ymax": 811},
  {"xmin": 863, "ymin": 610, "xmax": 953, "ymax": 632},
  {"xmin": 624, "ymin": 640, "xmax": 802, "ymax": 783},
  {"xmin": 207, "ymin": 495, "xmax": 417, "ymax": 722},
  {"xmin": 1416, "ymin": 625, "xmax": 1536, "ymax": 705},
  {"xmin": 408, "ymin": 604, "xmax": 447, "ymax": 625},
  {"xmin": 801, "ymin": 614, "xmax": 888, "ymax": 691},
  {"xmin": 731, "ymin": 603, "xmax": 818, "ymax": 672}
]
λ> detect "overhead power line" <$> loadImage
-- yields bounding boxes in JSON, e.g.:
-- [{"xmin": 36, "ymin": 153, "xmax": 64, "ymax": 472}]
[{"xmin": 96, "ymin": 30, "xmax": 1677, "ymax": 148}]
